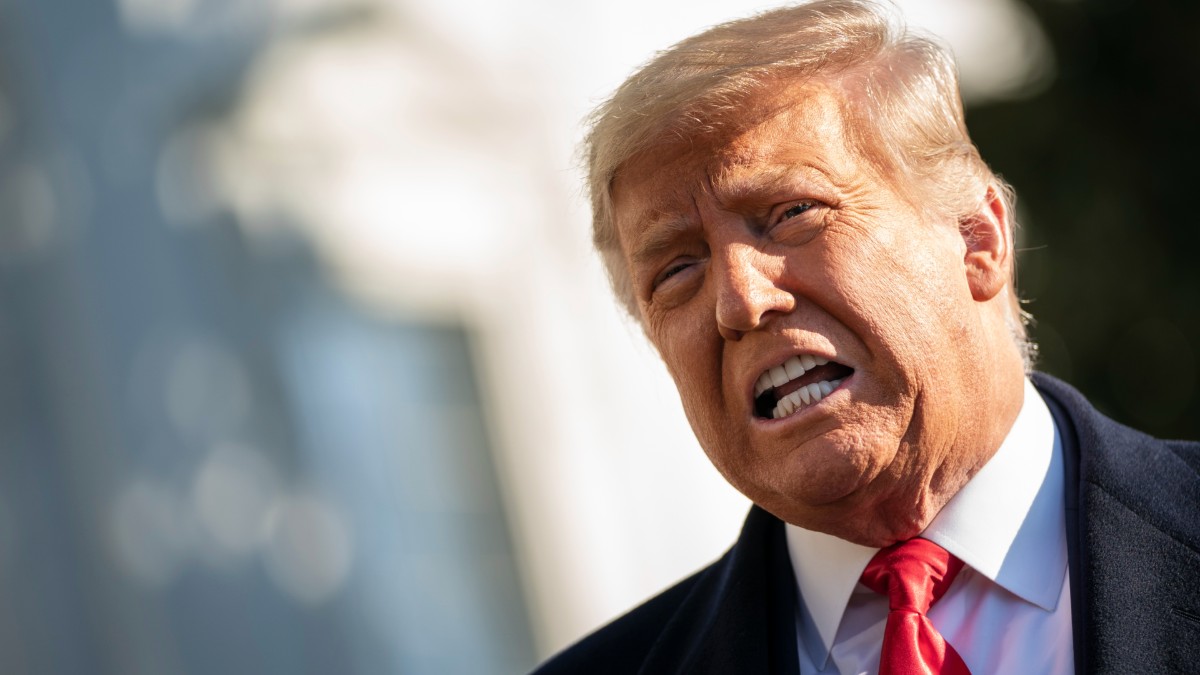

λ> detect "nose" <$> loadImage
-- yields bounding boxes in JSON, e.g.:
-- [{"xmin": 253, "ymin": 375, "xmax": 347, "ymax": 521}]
[{"xmin": 713, "ymin": 243, "xmax": 795, "ymax": 341}]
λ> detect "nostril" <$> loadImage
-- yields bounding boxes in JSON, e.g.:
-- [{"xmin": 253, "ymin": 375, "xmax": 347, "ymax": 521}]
[
  {"xmin": 718, "ymin": 324, "xmax": 745, "ymax": 342},
  {"xmin": 715, "ymin": 289, "xmax": 793, "ymax": 338},
  {"xmin": 713, "ymin": 248, "xmax": 794, "ymax": 333}
]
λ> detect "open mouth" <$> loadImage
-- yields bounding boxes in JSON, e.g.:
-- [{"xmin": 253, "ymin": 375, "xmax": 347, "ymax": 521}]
[{"xmin": 753, "ymin": 355, "xmax": 855, "ymax": 420}]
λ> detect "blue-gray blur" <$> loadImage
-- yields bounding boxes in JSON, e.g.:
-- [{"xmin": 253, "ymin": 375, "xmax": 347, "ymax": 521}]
[{"xmin": 0, "ymin": 1, "xmax": 536, "ymax": 673}]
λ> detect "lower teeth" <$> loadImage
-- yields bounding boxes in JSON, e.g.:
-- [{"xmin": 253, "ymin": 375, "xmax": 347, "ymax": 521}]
[{"xmin": 771, "ymin": 378, "xmax": 843, "ymax": 419}]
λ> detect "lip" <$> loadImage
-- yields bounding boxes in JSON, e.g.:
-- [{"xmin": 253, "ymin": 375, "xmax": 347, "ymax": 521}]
[{"xmin": 749, "ymin": 369, "xmax": 855, "ymax": 427}]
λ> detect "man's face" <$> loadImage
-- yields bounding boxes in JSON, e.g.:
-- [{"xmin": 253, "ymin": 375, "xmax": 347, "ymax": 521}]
[{"xmin": 612, "ymin": 82, "xmax": 1014, "ymax": 546}]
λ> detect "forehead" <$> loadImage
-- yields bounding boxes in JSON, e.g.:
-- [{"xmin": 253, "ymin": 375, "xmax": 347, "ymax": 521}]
[{"xmin": 611, "ymin": 81, "xmax": 865, "ymax": 238}]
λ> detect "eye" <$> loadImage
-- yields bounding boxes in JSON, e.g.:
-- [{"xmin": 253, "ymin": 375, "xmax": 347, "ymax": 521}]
[
  {"xmin": 780, "ymin": 201, "xmax": 815, "ymax": 222},
  {"xmin": 654, "ymin": 260, "xmax": 693, "ymax": 288},
  {"xmin": 768, "ymin": 199, "xmax": 826, "ymax": 245},
  {"xmin": 647, "ymin": 255, "xmax": 707, "ymax": 305}
]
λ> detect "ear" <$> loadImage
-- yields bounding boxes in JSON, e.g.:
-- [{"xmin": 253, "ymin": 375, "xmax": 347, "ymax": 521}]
[{"xmin": 960, "ymin": 185, "xmax": 1012, "ymax": 302}]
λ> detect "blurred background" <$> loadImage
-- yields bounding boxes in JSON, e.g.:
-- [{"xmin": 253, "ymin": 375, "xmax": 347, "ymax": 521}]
[{"xmin": 0, "ymin": 0, "xmax": 1195, "ymax": 672}]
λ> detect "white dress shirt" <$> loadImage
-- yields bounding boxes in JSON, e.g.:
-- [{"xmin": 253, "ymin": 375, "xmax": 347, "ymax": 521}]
[{"xmin": 785, "ymin": 379, "xmax": 1075, "ymax": 674}]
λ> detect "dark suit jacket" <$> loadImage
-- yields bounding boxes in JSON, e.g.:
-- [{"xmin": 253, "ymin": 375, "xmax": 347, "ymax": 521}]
[{"xmin": 533, "ymin": 374, "xmax": 1200, "ymax": 674}]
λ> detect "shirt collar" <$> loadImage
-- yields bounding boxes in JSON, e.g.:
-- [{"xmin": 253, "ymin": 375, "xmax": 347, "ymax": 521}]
[{"xmin": 784, "ymin": 378, "xmax": 1067, "ymax": 668}]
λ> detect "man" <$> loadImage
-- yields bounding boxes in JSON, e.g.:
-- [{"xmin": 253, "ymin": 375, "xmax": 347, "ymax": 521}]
[{"xmin": 536, "ymin": 1, "xmax": 1200, "ymax": 673}]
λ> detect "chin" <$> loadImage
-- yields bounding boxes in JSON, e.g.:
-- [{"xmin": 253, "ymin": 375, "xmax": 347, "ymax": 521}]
[
  {"xmin": 790, "ymin": 429, "xmax": 889, "ymax": 500},
  {"xmin": 757, "ymin": 432, "xmax": 921, "ymax": 532},
  {"xmin": 743, "ymin": 460, "xmax": 876, "ymax": 528}
]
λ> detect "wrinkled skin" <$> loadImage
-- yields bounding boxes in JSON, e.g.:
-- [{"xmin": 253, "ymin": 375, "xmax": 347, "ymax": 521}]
[{"xmin": 611, "ymin": 80, "xmax": 1025, "ymax": 546}]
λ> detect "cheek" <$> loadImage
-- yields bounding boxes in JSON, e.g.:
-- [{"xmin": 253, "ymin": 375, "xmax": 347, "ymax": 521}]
[
  {"xmin": 655, "ymin": 324, "xmax": 722, "ymax": 408},
  {"xmin": 666, "ymin": 348, "xmax": 749, "ymax": 465},
  {"xmin": 673, "ymin": 358, "xmax": 727, "ymax": 430},
  {"xmin": 843, "ymin": 238, "xmax": 964, "ymax": 341}
]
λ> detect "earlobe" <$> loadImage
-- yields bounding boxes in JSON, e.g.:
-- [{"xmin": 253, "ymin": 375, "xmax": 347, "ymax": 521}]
[{"xmin": 960, "ymin": 185, "xmax": 1012, "ymax": 302}]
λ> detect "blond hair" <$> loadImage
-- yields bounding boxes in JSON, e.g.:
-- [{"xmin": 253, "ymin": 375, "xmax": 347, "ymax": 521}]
[{"xmin": 583, "ymin": 0, "xmax": 1035, "ymax": 368}]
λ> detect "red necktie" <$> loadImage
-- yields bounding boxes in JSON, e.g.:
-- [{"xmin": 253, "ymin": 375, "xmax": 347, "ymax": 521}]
[{"xmin": 859, "ymin": 538, "xmax": 971, "ymax": 675}]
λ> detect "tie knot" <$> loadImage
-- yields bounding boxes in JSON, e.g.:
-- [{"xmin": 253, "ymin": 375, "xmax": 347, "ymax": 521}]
[{"xmin": 860, "ymin": 538, "xmax": 964, "ymax": 615}]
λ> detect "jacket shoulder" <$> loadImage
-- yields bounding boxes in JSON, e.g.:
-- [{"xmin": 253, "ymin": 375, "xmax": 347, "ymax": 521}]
[
  {"xmin": 1166, "ymin": 438, "xmax": 1200, "ymax": 476},
  {"xmin": 1034, "ymin": 372, "xmax": 1200, "ymax": 672},
  {"xmin": 1033, "ymin": 371, "xmax": 1200, "ymax": 544}
]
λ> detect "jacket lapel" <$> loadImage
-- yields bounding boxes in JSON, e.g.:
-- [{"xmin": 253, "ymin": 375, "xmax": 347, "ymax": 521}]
[{"xmin": 639, "ymin": 506, "xmax": 801, "ymax": 674}]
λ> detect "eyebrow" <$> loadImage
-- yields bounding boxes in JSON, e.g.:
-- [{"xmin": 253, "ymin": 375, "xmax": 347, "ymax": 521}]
[
  {"xmin": 710, "ymin": 163, "xmax": 796, "ymax": 209},
  {"xmin": 625, "ymin": 159, "xmax": 828, "ymax": 266},
  {"xmin": 627, "ymin": 167, "xmax": 790, "ymax": 267},
  {"xmin": 630, "ymin": 215, "xmax": 698, "ymax": 266}
]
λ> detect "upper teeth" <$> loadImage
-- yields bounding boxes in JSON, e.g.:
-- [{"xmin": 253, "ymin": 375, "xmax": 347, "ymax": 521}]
[
  {"xmin": 754, "ymin": 355, "xmax": 845, "ymax": 419},
  {"xmin": 754, "ymin": 354, "xmax": 829, "ymax": 397}
]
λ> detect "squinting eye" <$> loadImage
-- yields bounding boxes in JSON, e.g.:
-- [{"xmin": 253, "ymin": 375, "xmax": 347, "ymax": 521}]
[
  {"xmin": 656, "ymin": 261, "xmax": 692, "ymax": 286},
  {"xmin": 781, "ymin": 202, "xmax": 814, "ymax": 220}
]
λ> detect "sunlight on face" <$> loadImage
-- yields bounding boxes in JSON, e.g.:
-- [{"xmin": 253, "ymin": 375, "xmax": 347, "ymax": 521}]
[{"xmin": 613, "ymin": 81, "xmax": 1009, "ymax": 545}]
